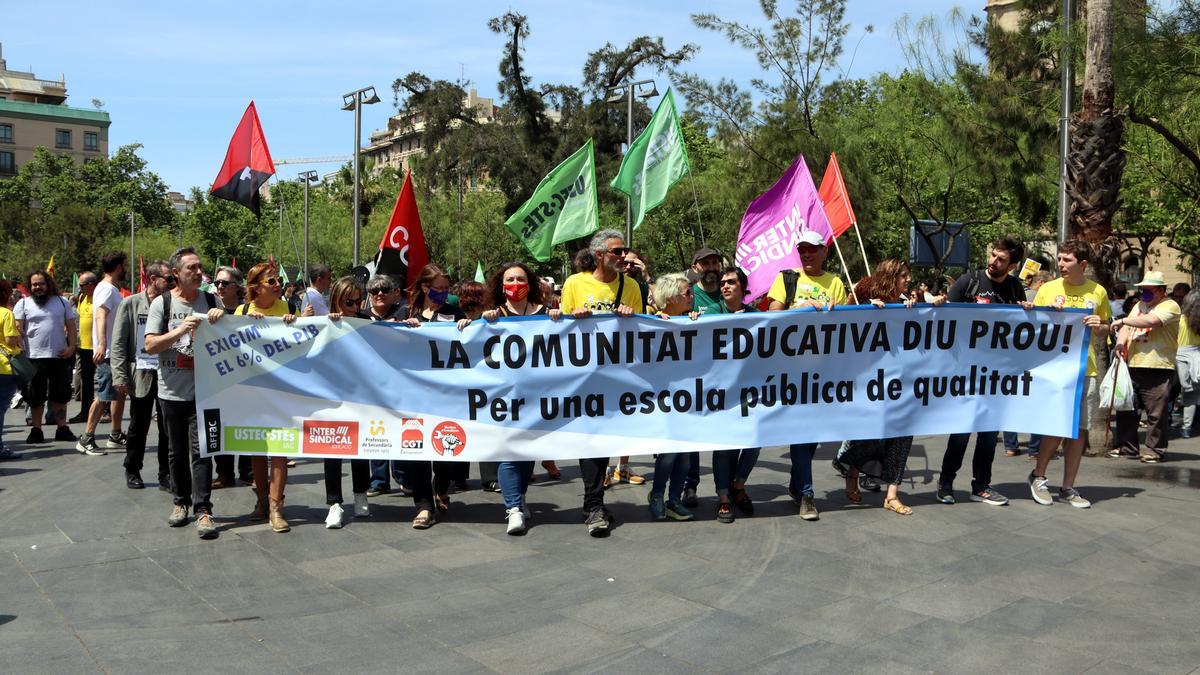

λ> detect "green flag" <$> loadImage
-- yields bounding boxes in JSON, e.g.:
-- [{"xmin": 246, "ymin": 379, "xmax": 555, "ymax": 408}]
[
  {"xmin": 474, "ymin": 261, "xmax": 485, "ymax": 283},
  {"xmin": 72, "ymin": 272, "xmax": 80, "ymax": 296},
  {"xmin": 505, "ymin": 139, "xmax": 599, "ymax": 262},
  {"xmin": 610, "ymin": 88, "xmax": 690, "ymax": 229}
]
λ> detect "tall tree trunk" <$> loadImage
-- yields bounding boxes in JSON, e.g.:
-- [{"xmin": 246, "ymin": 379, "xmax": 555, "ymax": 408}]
[{"xmin": 1068, "ymin": 0, "xmax": 1126, "ymax": 455}]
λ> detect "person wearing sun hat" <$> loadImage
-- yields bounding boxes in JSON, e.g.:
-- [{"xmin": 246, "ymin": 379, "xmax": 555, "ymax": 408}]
[{"xmin": 1111, "ymin": 270, "xmax": 1181, "ymax": 463}]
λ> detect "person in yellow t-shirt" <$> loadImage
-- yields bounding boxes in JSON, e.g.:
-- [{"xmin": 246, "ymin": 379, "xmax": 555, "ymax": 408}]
[
  {"xmin": 1177, "ymin": 289, "xmax": 1200, "ymax": 438},
  {"xmin": 558, "ymin": 229, "xmax": 644, "ymax": 538},
  {"xmin": 232, "ymin": 263, "xmax": 297, "ymax": 533},
  {"xmin": 1110, "ymin": 271, "xmax": 1181, "ymax": 463},
  {"xmin": 0, "ymin": 279, "xmax": 24, "ymax": 459},
  {"xmin": 72, "ymin": 273, "xmax": 97, "ymax": 424},
  {"xmin": 1029, "ymin": 241, "xmax": 1111, "ymax": 510}
]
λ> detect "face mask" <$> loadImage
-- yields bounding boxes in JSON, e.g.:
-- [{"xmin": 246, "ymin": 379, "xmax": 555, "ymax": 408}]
[
  {"xmin": 428, "ymin": 288, "xmax": 449, "ymax": 305},
  {"xmin": 1141, "ymin": 289, "xmax": 1155, "ymax": 302},
  {"xmin": 503, "ymin": 282, "xmax": 530, "ymax": 302}
]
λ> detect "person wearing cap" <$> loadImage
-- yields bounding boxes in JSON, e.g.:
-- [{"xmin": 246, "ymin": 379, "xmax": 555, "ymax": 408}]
[
  {"xmin": 690, "ymin": 247, "xmax": 725, "ymax": 315},
  {"xmin": 766, "ymin": 229, "xmax": 848, "ymax": 522},
  {"xmin": 1110, "ymin": 270, "xmax": 1181, "ymax": 463}
]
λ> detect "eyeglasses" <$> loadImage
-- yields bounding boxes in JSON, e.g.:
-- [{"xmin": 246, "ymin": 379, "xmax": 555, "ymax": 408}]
[
  {"xmin": 368, "ymin": 288, "xmax": 392, "ymax": 296},
  {"xmin": 342, "ymin": 296, "xmax": 363, "ymax": 305},
  {"xmin": 607, "ymin": 247, "xmax": 630, "ymax": 257},
  {"xmin": 213, "ymin": 279, "xmax": 233, "ymax": 288},
  {"xmin": 719, "ymin": 278, "xmax": 741, "ymax": 287},
  {"xmin": 264, "ymin": 277, "xmax": 281, "ymax": 286}
]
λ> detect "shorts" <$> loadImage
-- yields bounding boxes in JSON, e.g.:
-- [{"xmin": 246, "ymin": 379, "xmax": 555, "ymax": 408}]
[
  {"xmin": 1077, "ymin": 375, "xmax": 1099, "ymax": 431},
  {"xmin": 95, "ymin": 360, "xmax": 119, "ymax": 402},
  {"xmin": 27, "ymin": 357, "xmax": 73, "ymax": 407}
]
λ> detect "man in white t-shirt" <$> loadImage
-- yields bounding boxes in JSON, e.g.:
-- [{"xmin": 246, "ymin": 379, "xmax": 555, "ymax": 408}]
[
  {"xmin": 76, "ymin": 252, "xmax": 128, "ymax": 456},
  {"xmin": 299, "ymin": 265, "xmax": 331, "ymax": 317},
  {"xmin": 14, "ymin": 269, "xmax": 78, "ymax": 445}
]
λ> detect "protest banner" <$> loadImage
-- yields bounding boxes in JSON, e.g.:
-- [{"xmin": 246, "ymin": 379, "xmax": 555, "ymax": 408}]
[{"xmin": 194, "ymin": 305, "xmax": 1090, "ymax": 460}]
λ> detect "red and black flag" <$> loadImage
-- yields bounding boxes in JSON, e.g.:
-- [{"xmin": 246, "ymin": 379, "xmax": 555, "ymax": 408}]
[
  {"xmin": 371, "ymin": 170, "xmax": 429, "ymax": 289},
  {"xmin": 210, "ymin": 101, "xmax": 276, "ymax": 216}
]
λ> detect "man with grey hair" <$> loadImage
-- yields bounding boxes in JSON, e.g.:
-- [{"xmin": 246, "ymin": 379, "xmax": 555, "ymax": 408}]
[
  {"xmin": 145, "ymin": 247, "xmax": 222, "ymax": 538},
  {"xmin": 112, "ymin": 259, "xmax": 174, "ymax": 490},
  {"xmin": 559, "ymin": 228, "xmax": 644, "ymax": 536},
  {"xmin": 300, "ymin": 264, "xmax": 332, "ymax": 316}
]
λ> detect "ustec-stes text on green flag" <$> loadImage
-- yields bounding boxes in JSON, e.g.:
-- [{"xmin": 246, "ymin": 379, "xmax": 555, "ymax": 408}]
[
  {"xmin": 610, "ymin": 88, "xmax": 690, "ymax": 230},
  {"xmin": 505, "ymin": 139, "xmax": 599, "ymax": 262}
]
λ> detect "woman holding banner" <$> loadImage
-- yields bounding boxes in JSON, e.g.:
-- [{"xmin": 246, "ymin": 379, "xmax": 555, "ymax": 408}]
[
  {"xmin": 712, "ymin": 267, "xmax": 761, "ymax": 523},
  {"xmin": 834, "ymin": 259, "xmax": 944, "ymax": 516},
  {"xmin": 473, "ymin": 261, "xmax": 562, "ymax": 534},
  {"xmin": 321, "ymin": 276, "xmax": 372, "ymax": 528},
  {"xmin": 234, "ymin": 262, "xmax": 298, "ymax": 532},
  {"xmin": 647, "ymin": 273, "xmax": 699, "ymax": 522}
]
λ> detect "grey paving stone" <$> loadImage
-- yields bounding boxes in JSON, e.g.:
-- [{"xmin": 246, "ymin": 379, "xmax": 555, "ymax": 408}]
[
  {"xmin": 458, "ymin": 617, "xmax": 632, "ymax": 673},
  {"xmin": 561, "ymin": 647, "xmax": 710, "ymax": 674},
  {"xmin": 777, "ymin": 596, "xmax": 931, "ymax": 647},
  {"xmin": 559, "ymin": 589, "xmax": 712, "ymax": 636},
  {"xmin": 888, "ymin": 576, "xmax": 1021, "ymax": 623},
  {"xmin": 0, "ymin": 632, "xmax": 100, "ymax": 673},
  {"xmin": 751, "ymin": 639, "xmax": 931, "ymax": 674},
  {"xmin": 637, "ymin": 608, "xmax": 813, "ymax": 670},
  {"xmin": 13, "ymin": 538, "xmax": 145, "ymax": 573},
  {"xmin": 76, "ymin": 624, "xmax": 286, "ymax": 674}
]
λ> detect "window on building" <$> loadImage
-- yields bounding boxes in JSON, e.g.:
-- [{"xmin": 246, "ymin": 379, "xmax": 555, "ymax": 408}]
[
  {"xmin": 56, "ymin": 129, "xmax": 72, "ymax": 149},
  {"xmin": 0, "ymin": 151, "xmax": 14, "ymax": 174},
  {"xmin": 84, "ymin": 131, "xmax": 99, "ymax": 151},
  {"xmin": 0, "ymin": 124, "xmax": 12, "ymax": 143}
]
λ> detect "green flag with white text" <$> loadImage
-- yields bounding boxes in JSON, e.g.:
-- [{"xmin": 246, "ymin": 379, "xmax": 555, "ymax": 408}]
[
  {"xmin": 611, "ymin": 88, "xmax": 690, "ymax": 230},
  {"xmin": 505, "ymin": 139, "xmax": 599, "ymax": 262},
  {"xmin": 474, "ymin": 261, "xmax": 485, "ymax": 283}
]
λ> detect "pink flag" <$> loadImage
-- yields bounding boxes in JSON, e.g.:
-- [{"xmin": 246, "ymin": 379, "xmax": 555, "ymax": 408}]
[{"xmin": 735, "ymin": 155, "xmax": 834, "ymax": 300}]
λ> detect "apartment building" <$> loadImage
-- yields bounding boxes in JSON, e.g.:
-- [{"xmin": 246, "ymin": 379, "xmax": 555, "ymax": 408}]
[
  {"xmin": 362, "ymin": 88, "xmax": 499, "ymax": 176},
  {"xmin": 0, "ymin": 43, "xmax": 110, "ymax": 177}
]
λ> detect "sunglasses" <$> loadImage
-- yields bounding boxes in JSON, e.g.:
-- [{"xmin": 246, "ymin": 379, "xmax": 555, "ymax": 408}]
[
  {"xmin": 368, "ymin": 287, "xmax": 392, "ymax": 295},
  {"xmin": 342, "ymin": 296, "xmax": 363, "ymax": 305},
  {"xmin": 719, "ymin": 278, "xmax": 741, "ymax": 287},
  {"xmin": 607, "ymin": 247, "xmax": 631, "ymax": 257},
  {"xmin": 264, "ymin": 277, "xmax": 281, "ymax": 286},
  {"xmin": 213, "ymin": 279, "xmax": 237, "ymax": 288}
]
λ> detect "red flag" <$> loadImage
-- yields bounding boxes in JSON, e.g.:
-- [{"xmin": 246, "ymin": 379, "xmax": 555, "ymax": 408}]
[
  {"xmin": 138, "ymin": 255, "xmax": 147, "ymax": 293},
  {"xmin": 818, "ymin": 152, "xmax": 857, "ymax": 239},
  {"xmin": 210, "ymin": 101, "xmax": 276, "ymax": 216},
  {"xmin": 375, "ymin": 171, "xmax": 429, "ymax": 290},
  {"xmin": 231, "ymin": 255, "xmax": 237, "ymax": 270}
]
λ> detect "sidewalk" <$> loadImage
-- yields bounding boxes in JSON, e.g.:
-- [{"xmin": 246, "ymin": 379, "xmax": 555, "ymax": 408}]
[{"xmin": 2, "ymin": 425, "xmax": 1199, "ymax": 673}]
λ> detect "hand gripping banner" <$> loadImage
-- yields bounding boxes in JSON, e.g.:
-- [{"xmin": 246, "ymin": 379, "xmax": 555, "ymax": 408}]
[{"xmin": 194, "ymin": 305, "xmax": 1090, "ymax": 460}]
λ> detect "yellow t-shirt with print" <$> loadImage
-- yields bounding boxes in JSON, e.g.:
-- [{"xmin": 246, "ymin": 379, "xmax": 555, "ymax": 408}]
[
  {"xmin": 560, "ymin": 272, "xmax": 645, "ymax": 314},
  {"xmin": 234, "ymin": 299, "xmax": 290, "ymax": 317},
  {"xmin": 1125, "ymin": 298, "xmax": 1180, "ymax": 370},
  {"xmin": 0, "ymin": 306, "xmax": 21, "ymax": 376},
  {"xmin": 1033, "ymin": 278, "xmax": 1111, "ymax": 376},
  {"xmin": 1179, "ymin": 315, "xmax": 1200, "ymax": 348},
  {"xmin": 77, "ymin": 295, "xmax": 93, "ymax": 351},
  {"xmin": 766, "ymin": 270, "xmax": 847, "ymax": 308}
]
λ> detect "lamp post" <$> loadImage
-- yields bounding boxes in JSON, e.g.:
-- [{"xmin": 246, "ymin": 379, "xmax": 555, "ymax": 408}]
[
  {"xmin": 342, "ymin": 86, "xmax": 381, "ymax": 267},
  {"xmin": 605, "ymin": 78, "xmax": 659, "ymax": 245},
  {"xmin": 299, "ymin": 170, "xmax": 319, "ymax": 282},
  {"xmin": 1057, "ymin": 0, "xmax": 1075, "ymax": 244}
]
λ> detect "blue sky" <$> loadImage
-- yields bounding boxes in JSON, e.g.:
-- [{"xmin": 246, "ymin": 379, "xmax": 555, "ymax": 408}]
[{"xmin": 3, "ymin": 0, "xmax": 976, "ymax": 193}]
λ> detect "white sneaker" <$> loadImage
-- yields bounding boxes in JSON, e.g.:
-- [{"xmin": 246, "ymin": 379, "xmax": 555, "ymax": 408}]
[
  {"xmin": 325, "ymin": 503, "xmax": 345, "ymax": 529},
  {"xmin": 505, "ymin": 507, "xmax": 526, "ymax": 535},
  {"xmin": 353, "ymin": 493, "xmax": 370, "ymax": 518}
]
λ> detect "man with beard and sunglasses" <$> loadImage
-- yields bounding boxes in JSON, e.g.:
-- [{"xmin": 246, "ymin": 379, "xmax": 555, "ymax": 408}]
[
  {"xmin": 14, "ymin": 270, "xmax": 79, "ymax": 446},
  {"xmin": 111, "ymin": 260, "xmax": 174, "ymax": 490}
]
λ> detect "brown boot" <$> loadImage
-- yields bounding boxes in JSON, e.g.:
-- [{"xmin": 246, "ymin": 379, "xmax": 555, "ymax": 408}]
[
  {"xmin": 269, "ymin": 497, "xmax": 290, "ymax": 533},
  {"xmin": 249, "ymin": 489, "xmax": 269, "ymax": 521}
]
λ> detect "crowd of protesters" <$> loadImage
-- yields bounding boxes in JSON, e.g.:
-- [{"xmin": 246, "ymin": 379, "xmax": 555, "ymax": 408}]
[{"xmin": 1, "ymin": 232, "xmax": 1197, "ymax": 541}]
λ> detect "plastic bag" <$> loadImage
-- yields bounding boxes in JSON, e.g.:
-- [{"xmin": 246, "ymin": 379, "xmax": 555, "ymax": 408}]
[{"xmin": 1098, "ymin": 356, "xmax": 1135, "ymax": 413}]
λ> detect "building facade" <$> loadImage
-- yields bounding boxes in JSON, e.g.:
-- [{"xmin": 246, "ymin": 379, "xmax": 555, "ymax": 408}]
[
  {"xmin": 363, "ymin": 88, "xmax": 498, "ymax": 175},
  {"xmin": 0, "ymin": 43, "xmax": 110, "ymax": 177}
]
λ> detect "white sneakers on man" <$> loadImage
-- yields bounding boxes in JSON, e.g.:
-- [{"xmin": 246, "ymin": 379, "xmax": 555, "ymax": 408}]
[{"xmin": 325, "ymin": 503, "xmax": 346, "ymax": 529}]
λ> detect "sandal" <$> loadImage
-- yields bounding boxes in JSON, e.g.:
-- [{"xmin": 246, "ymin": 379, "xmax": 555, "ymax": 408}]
[
  {"xmin": 434, "ymin": 495, "xmax": 450, "ymax": 513},
  {"xmin": 541, "ymin": 460, "xmax": 561, "ymax": 480},
  {"xmin": 411, "ymin": 510, "xmax": 437, "ymax": 529},
  {"xmin": 883, "ymin": 497, "xmax": 913, "ymax": 516},
  {"xmin": 845, "ymin": 475, "xmax": 861, "ymax": 504}
]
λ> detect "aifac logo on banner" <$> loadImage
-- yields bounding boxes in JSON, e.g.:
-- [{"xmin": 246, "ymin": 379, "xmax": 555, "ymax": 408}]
[
  {"xmin": 303, "ymin": 421, "xmax": 358, "ymax": 455},
  {"xmin": 203, "ymin": 409, "xmax": 222, "ymax": 453}
]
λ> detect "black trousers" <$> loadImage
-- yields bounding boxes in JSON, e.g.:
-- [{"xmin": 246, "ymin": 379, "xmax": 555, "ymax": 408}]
[
  {"xmin": 395, "ymin": 460, "xmax": 434, "ymax": 511},
  {"xmin": 77, "ymin": 350, "xmax": 95, "ymax": 412},
  {"xmin": 479, "ymin": 461, "xmax": 498, "ymax": 484},
  {"xmin": 214, "ymin": 453, "xmax": 252, "ymax": 482},
  {"xmin": 1115, "ymin": 367, "xmax": 1174, "ymax": 454},
  {"xmin": 939, "ymin": 431, "xmax": 999, "ymax": 493},
  {"xmin": 323, "ymin": 459, "xmax": 371, "ymax": 505},
  {"xmin": 579, "ymin": 457, "xmax": 608, "ymax": 512},
  {"xmin": 123, "ymin": 383, "xmax": 170, "ymax": 481},
  {"xmin": 161, "ymin": 398, "xmax": 212, "ymax": 513}
]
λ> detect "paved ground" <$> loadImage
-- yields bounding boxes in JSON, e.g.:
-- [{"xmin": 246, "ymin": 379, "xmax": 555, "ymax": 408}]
[{"xmin": 2, "ymin": 414, "xmax": 1200, "ymax": 674}]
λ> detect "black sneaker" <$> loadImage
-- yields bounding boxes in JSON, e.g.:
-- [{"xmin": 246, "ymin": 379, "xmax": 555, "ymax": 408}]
[
  {"xmin": 936, "ymin": 483, "xmax": 955, "ymax": 504},
  {"xmin": 731, "ymin": 487, "xmax": 754, "ymax": 516},
  {"xmin": 75, "ymin": 434, "xmax": 107, "ymax": 456},
  {"xmin": 158, "ymin": 474, "xmax": 172, "ymax": 492},
  {"xmin": 54, "ymin": 426, "xmax": 77, "ymax": 443},
  {"xmin": 482, "ymin": 481, "xmax": 500, "ymax": 492},
  {"xmin": 365, "ymin": 486, "xmax": 388, "ymax": 498},
  {"xmin": 25, "ymin": 427, "xmax": 45, "ymax": 444},
  {"xmin": 681, "ymin": 487, "xmax": 699, "ymax": 508},
  {"xmin": 585, "ymin": 507, "xmax": 610, "ymax": 537},
  {"xmin": 126, "ymin": 472, "xmax": 145, "ymax": 489},
  {"xmin": 105, "ymin": 431, "xmax": 128, "ymax": 449},
  {"xmin": 970, "ymin": 485, "xmax": 1010, "ymax": 506}
]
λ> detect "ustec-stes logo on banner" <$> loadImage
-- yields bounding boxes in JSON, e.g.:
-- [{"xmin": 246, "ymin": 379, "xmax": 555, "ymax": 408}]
[{"xmin": 303, "ymin": 421, "xmax": 358, "ymax": 455}]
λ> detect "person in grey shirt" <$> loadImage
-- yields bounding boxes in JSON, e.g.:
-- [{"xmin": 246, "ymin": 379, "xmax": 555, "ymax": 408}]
[{"xmin": 112, "ymin": 259, "xmax": 174, "ymax": 491}]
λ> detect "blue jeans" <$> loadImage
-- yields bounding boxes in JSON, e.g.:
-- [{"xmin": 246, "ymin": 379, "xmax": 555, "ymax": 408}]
[
  {"xmin": 789, "ymin": 442, "xmax": 817, "ymax": 497},
  {"xmin": 683, "ymin": 451, "xmax": 701, "ymax": 490},
  {"xmin": 651, "ymin": 453, "xmax": 690, "ymax": 503},
  {"xmin": 369, "ymin": 460, "xmax": 407, "ymax": 491},
  {"xmin": 712, "ymin": 448, "xmax": 760, "ymax": 497},
  {"xmin": 1002, "ymin": 431, "xmax": 1041, "ymax": 455},
  {"xmin": 498, "ymin": 461, "xmax": 534, "ymax": 509},
  {"xmin": 0, "ymin": 374, "xmax": 16, "ymax": 451}
]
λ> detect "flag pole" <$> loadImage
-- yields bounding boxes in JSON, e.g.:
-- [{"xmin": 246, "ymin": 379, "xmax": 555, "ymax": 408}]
[
  {"xmin": 830, "ymin": 237, "xmax": 859, "ymax": 305},
  {"xmin": 686, "ymin": 165, "xmax": 706, "ymax": 245},
  {"xmin": 851, "ymin": 221, "xmax": 871, "ymax": 276}
]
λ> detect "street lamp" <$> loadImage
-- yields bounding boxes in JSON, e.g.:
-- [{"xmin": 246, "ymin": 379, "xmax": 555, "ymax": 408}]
[
  {"xmin": 605, "ymin": 78, "xmax": 659, "ymax": 245},
  {"xmin": 299, "ymin": 170, "xmax": 319, "ymax": 282},
  {"xmin": 342, "ymin": 86, "xmax": 381, "ymax": 267}
]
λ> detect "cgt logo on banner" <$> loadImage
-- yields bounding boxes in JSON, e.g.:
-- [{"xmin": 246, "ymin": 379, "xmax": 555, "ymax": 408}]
[
  {"xmin": 431, "ymin": 421, "xmax": 466, "ymax": 456},
  {"xmin": 303, "ymin": 421, "xmax": 358, "ymax": 455}
]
